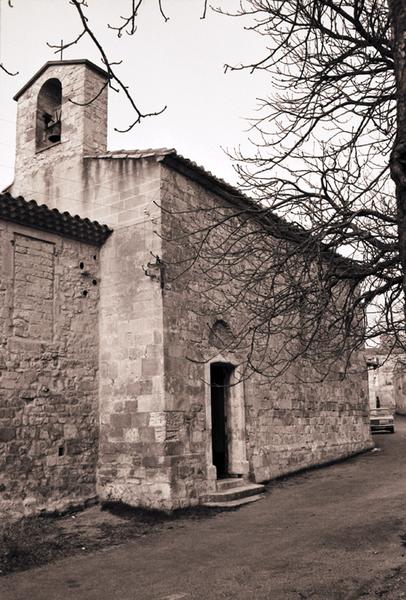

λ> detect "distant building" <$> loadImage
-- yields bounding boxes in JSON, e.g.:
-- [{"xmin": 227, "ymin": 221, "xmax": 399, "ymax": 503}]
[
  {"xmin": 366, "ymin": 343, "xmax": 406, "ymax": 414},
  {"xmin": 0, "ymin": 60, "xmax": 373, "ymax": 518}
]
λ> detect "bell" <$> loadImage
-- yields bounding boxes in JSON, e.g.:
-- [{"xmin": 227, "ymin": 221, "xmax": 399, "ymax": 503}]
[{"xmin": 47, "ymin": 120, "xmax": 61, "ymax": 143}]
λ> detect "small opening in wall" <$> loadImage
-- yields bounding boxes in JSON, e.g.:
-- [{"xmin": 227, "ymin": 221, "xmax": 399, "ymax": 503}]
[
  {"xmin": 58, "ymin": 446, "xmax": 65, "ymax": 457},
  {"xmin": 82, "ymin": 290, "xmax": 88, "ymax": 297},
  {"xmin": 79, "ymin": 262, "xmax": 84, "ymax": 270},
  {"xmin": 93, "ymin": 255, "xmax": 97, "ymax": 261},
  {"xmin": 92, "ymin": 279, "xmax": 97, "ymax": 286}
]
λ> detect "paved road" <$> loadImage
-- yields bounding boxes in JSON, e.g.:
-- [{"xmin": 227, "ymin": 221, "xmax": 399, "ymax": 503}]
[{"xmin": 2, "ymin": 418, "xmax": 406, "ymax": 600}]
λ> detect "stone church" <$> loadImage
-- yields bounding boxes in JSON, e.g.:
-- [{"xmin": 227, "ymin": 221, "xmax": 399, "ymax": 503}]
[{"xmin": 0, "ymin": 60, "xmax": 372, "ymax": 518}]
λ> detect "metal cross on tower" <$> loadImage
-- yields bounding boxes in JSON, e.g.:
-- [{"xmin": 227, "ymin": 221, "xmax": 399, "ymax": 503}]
[{"xmin": 57, "ymin": 40, "xmax": 64, "ymax": 61}]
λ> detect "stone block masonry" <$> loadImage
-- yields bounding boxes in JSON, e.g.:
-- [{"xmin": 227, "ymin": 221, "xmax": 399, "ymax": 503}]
[
  {"xmin": 244, "ymin": 376, "xmax": 371, "ymax": 482},
  {"xmin": 12, "ymin": 234, "xmax": 55, "ymax": 340},
  {"xmin": 93, "ymin": 158, "xmax": 175, "ymax": 509},
  {"xmin": 0, "ymin": 222, "xmax": 100, "ymax": 519},
  {"xmin": 159, "ymin": 165, "xmax": 373, "ymax": 505}
]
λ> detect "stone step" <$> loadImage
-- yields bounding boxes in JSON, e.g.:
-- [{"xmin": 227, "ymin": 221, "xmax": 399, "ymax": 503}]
[
  {"xmin": 203, "ymin": 493, "xmax": 265, "ymax": 509},
  {"xmin": 202, "ymin": 482, "xmax": 265, "ymax": 504},
  {"xmin": 216, "ymin": 477, "xmax": 246, "ymax": 491}
]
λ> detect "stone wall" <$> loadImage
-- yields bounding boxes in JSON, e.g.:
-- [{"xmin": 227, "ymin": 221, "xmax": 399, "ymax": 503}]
[
  {"xmin": 9, "ymin": 62, "xmax": 192, "ymax": 510},
  {"xmin": 244, "ymin": 366, "xmax": 370, "ymax": 482},
  {"xmin": 159, "ymin": 165, "xmax": 372, "ymax": 505},
  {"xmin": 0, "ymin": 222, "xmax": 100, "ymax": 518},
  {"xmin": 76, "ymin": 158, "xmax": 174, "ymax": 509}
]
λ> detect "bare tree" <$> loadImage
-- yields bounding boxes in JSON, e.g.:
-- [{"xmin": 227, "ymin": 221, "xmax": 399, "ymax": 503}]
[{"xmin": 159, "ymin": 0, "xmax": 406, "ymax": 380}]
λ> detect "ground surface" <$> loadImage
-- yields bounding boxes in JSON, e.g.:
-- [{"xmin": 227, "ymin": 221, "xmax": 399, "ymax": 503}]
[
  {"xmin": 0, "ymin": 501, "xmax": 222, "ymax": 576},
  {"xmin": 3, "ymin": 418, "xmax": 406, "ymax": 599}
]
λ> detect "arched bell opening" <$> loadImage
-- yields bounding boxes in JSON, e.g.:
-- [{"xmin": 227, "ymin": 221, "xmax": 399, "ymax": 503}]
[{"xmin": 36, "ymin": 78, "xmax": 62, "ymax": 152}]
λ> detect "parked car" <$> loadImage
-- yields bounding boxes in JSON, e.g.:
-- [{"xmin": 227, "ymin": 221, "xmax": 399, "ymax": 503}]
[{"xmin": 370, "ymin": 408, "xmax": 395, "ymax": 433}]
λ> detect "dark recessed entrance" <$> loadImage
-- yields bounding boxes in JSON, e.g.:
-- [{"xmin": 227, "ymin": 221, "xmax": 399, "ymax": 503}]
[{"xmin": 210, "ymin": 362, "xmax": 234, "ymax": 479}]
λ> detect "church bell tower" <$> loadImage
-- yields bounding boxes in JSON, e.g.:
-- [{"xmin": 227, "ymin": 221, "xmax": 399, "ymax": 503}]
[{"xmin": 10, "ymin": 59, "xmax": 109, "ymax": 214}]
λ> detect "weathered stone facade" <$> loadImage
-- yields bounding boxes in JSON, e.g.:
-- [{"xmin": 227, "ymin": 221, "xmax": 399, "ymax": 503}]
[
  {"xmin": 1, "ymin": 59, "xmax": 373, "ymax": 517},
  {"xmin": 157, "ymin": 166, "xmax": 372, "ymax": 506},
  {"xmin": 0, "ymin": 220, "xmax": 101, "ymax": 517}
]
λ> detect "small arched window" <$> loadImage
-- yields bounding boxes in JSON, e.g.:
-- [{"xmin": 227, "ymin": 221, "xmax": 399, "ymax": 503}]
[
  {"xmin": 209, "ymin": 319, "xmax": 234, "ymax": 350},
  {"xmin": 36, "ymin": 78, "xmax": 62, "ymax": 151}
]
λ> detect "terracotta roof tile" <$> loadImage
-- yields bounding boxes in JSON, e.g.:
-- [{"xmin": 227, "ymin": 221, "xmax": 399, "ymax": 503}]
[{"xmin": 0, "ymin": 193, "xmax": 112, "ymax": 246}]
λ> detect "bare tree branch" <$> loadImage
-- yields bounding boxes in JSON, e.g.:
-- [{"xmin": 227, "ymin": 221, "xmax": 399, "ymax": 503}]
[
  {"xmin": 67, "ymin": 0, "xmax": 167, "ymax": 131},
  {"xmin": 68, "ymin": 79, "xmax": 110, "ymax": 107},
  {"xmin": 3, "ymin": 1, "xmax": 209, "ymax": 125},
  {"xmin": 0, "ymin": 63, "xmax": 18, "ymax": 76},
  {"xmin": 107, "ymin": 0, "xmax": 143, "ymax": 37},
  {"xmin": 201, "ymin": 0, "xmax": 209, "ymax": 19},
  {"xmin": 46, "ymin": 30, "xmax": 86, "ymax": 54},
  {"xmin": 158, "ymin": 0, "xmax": 169, "ymax": 22},
  {"xmin": 155, "ymin": 0, "xmax": 406, "ymax": 379}
]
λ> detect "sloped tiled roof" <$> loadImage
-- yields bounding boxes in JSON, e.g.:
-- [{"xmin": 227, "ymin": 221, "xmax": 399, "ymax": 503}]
[{"xmin": 0, "ymin": 193, "xmax": 112, "ymax": 246}]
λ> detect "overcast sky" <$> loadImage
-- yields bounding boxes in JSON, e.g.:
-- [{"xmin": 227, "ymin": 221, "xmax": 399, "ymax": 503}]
[{"xmin": 0, "ymin": 0, "xmax": 269, "ymax": 192}]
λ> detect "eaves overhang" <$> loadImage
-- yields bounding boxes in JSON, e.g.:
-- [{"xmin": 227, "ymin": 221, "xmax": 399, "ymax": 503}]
[{"xmin": 0, "ymin": 193, "xmax": 112, "ymax": 247}]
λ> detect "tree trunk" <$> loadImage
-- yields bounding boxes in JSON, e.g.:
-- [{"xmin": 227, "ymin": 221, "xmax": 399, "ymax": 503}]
[{"xmin": 389, "ymin": 0, "xmax": 406, "ymax": 300}]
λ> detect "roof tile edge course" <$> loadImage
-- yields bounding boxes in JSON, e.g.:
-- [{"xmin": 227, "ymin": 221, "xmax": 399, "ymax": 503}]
[
  {"xmin": 84, "ymin": 148, "xmax": 176, "ymax": 160},
  {"xmin": 0, "ymin": 193, "xmax": 112, "ymax": 247}
]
